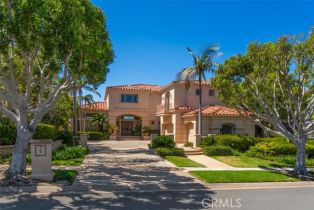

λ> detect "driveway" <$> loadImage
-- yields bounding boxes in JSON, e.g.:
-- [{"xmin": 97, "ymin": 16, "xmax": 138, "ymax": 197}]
[{"xmin": 73, "ymin": 140, "xmax": 207, "ymax": 191}]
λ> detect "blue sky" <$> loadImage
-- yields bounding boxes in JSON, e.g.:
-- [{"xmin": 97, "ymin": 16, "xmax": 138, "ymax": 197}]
[{"xmin": 91, "ymin": 0, "xmax": 314, "ymax": 101}]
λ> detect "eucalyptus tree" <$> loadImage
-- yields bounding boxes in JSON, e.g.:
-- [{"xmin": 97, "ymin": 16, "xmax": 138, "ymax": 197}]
[
  {"xmin": 212, "ymin": 32, "xmax": 314, "ymax": 175},
  {"xmin": 0, "ymin": 0, "xmax": 113, "ymax": 179},
  {"xmin": 177, "ymin": 46, "xmax": 220, "ymax": 135}
]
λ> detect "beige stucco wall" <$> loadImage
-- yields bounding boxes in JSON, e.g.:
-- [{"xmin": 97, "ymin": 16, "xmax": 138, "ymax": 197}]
[
  {"xmin": 107, "ymin": 89, "xmax": 161, "ymax": 133},
  {"xmin": 161, "ymin": 83, "xmax": 221, "ymax": 109}
]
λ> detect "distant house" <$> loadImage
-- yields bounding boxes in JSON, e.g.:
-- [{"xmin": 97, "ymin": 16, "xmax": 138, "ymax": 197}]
[{"xmin": 79, "ymin": 81, "xmax": 264, "ymax": 142}]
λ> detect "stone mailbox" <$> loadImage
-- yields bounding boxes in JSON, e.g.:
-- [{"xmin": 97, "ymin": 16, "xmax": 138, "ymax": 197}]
[
  {"xmin": 30, "ymin": 139, "xmax": 53, "ymax": 181},
  {"xmin": 80, "ymin": 133, "xmax": 88, "ymax": 148}
]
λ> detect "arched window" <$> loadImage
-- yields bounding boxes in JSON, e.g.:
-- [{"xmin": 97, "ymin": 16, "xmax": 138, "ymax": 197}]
[{"xmin": 220, "ymin": 123, "xmax": 236, "ymax": 134}]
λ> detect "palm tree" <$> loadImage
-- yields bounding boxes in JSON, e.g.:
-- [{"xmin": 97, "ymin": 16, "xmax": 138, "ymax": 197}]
[
  {"xmin": 72, "ymin": 82, "xmax": 100, "ymax": 135},
  {"xmin": 91, "ymin": 113, "xmax": 108, "ymax": 132},
  {"xmin": 177, "ymin": 45, "xmax": 220, "ymax": 136}
]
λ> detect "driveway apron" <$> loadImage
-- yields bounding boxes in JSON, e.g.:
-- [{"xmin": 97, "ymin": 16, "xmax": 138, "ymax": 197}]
[{"xmin": 73, "ymin": 140, "xmax": 207, "ymax": 191}]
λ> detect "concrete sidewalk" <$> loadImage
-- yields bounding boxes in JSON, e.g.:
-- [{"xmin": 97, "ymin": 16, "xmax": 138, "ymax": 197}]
[{"xmin": 187, "ymin": 154, "xmax": 235, "ymax": 169}]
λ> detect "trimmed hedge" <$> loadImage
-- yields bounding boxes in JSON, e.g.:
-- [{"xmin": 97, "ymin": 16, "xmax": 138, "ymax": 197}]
[
  {"xmin": 152, "ymin": 135, "xmax": 175, "ymax": 149},
  {"xmin": 256, "ymin": 137, "xmax": 288, "ymax": 143},
  {"xmin": 79, "ymin": 131, "xmax": 105, "ymax": 140},
  {"xmin": 155, "ymin": 147, "xmax": 184, "ymax": 157},
  {"xmin": 246, "ymin": 142, "xmax": 296, "ymax": 157},
  {"xmin": 200, "ymin": 135, "xmax": 256, "ymax": 152},
  {"xmin": 203, "ymin": 145, "xmax": 234, "ymax": 156},
  {"xmin": 52, "ymin": 145, "xmax": 88, "ymax": 160},
  {"xmin": 33, "ymin": 123, "xmax": 58, "ymax": 140},
  {"xmin": 200, "ymin": 136, "xmax": 215, "ymax": 147},
  {"xmin": 216, "ymin": 135, "xmax": 256, "ymax": 152},
  {"xmin": 0, "ymin": 117, "xmax": 16, "ymax": 145}
]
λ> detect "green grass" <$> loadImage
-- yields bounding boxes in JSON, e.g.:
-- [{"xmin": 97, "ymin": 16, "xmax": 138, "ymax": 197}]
[
  {"xmin": 190, "ymin": 171, "xmax": 299, "ymax": 183},
  {"xmin": 212, "ymin": 156, "xmax": 290, "ymax": 168},
  {"xmin": 53, "ymin": 169, "xmax": 78, "ymax": 184},
  {"xmin": 52, "ymin": 158, "xmax": 84, "ymax": 166},
  {"xmin": 164, "ymin": 156, "xmax": 205, "ymax": 167}
]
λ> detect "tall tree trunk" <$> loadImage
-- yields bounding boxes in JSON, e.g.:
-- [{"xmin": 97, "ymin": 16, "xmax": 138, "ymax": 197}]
[
  {"xmin": 5, "ymin": 122, "xmax": 32, "ymax": 179},
  {"xmin": 72, "ymin": 79, "xmax": 77, "ymax": 136},
  {"xmin": 198, "ymin": 77, "xmax": 202, "ymax": 135},
  {"xmin": 294, "ymin": 138, "xmax": 308, "ymax": 175}
]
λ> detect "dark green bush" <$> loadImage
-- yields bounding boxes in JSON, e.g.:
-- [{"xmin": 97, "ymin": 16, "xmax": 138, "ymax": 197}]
[
  {"xmin": 200, "ymin": 136, "xmax": 215, "ymax": 147},
  {"xmin": 52, "ymin": 145, "xmax": 88, "ymax": 160},
  {"xmin": 57, "ymin": 131, "xmax": 74, "ymax": 146},
  {"xmin": 246, "ymin": 142, "xmax": 296, "ymax": 157},
  {"xmin": 33, "ymin": 123, "xmax": 58, "ymax": 140},
  {"xmin": 155, "ymin": 147, "xmax": 184, "ymax": 157},
  {"xmin": 306, "ymin": 145, "xmax": 314, "ymax": 158},
  {"xmin": 79, "ymin": 131, "xmax": 105, "ymax": 140},
  {"xmin": 152, "ymin": 135, "xmax": 175, "ymax": 149},
  {"xmin": 214, "ymin": 135, "xmax": 257, "ymax": 152},
  {"xmin": 203, "ymin": 145, "xmax": 234, "ymax": 156},
  {"xmin": 0, "ymin": 117, "xmax": 16, "ymax": 145}
]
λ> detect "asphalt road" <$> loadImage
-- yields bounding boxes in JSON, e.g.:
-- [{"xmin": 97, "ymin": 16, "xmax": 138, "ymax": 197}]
[{"xmin": 1, "ymin": 186, "xmax": 314, "ymax": 210}]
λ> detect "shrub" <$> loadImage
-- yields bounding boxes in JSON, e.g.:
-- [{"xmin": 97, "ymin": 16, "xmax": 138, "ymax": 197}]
[
  {"xmin": 33, "ymin": 123, "xmax": 58, "ymax": 140},
  {"xmin": 0, "ymin": 117, "xmax": 16, "ymax": 145},
  {"xmin": 200, "ymin": 136, "xmax": 215, "ymax": 147},
  {"xmin": 306, "ymin": 145, "xmax": 314, "ymax": 158},
  {"xmin": 52, "ymin": 145, "xmax": 88, "ymax": 160},
  {"xmin": 203, "ymin": 145, "xmax": 234, "ymax": 156},
  {"xmin": 152, "ymin": 135, "xmax": 175, "ymax": 149},
  {"xmin": 184, "ymin": 142, "xmax": 193, "ymax": 147},
  {"xmin": 155, "ymin": 147, "xmax": 184, "ymax": 157},
  {"xmin": 79, "ymin": 131, "xmax": 105, "ymax": 140},
  {"xmin": 142, "ymin": 126, "xmax": 153, "ymax": 136},
  {"xmin": 214, "ymin": 135, "xmax": 257, "ymax": 152},
  {"xmin": 256, "ymin": 137, "xmax": 288, "ymax": 143},
  {"xmin": 246, "ymin": 142, "xmax": 296, "ymax": 157},
  {"xmin": 57, "ymin": 131, "xmax": 74, "ymax": 146}
]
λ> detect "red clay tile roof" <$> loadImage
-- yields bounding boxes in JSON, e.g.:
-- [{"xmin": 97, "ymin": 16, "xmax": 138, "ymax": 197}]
[
  {"xmin": 80, "ymin": 102, "xmax": 107, "ymax": 112},
  {"xmin": 107, "ymin": 84, "xmax": 162, "ymax": 92},
  {"xmin": 161, "ymin": 80, "xmax": 212, "ymax": 91},
  {"xmin": 182, "ymin": 105, "xmax": 252, "ymax": 117},
  {"xmin": 172, "ymin": 106, "xmax": 193, "ymax": 111}
]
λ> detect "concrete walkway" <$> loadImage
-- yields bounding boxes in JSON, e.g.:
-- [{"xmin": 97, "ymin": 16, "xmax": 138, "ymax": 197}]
[
  {"xmin": 72, "ymin": 140, "xmax": 207, "ymax": 191},
  {"xmin": 187, "ymin": 154, "xmax": 235, "ymax": 169}
]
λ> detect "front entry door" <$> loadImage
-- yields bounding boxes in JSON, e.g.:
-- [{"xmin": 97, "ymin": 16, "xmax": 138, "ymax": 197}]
[{"xmin": 121, "ymin": 121, "xmax": 133, "ymax": 136}]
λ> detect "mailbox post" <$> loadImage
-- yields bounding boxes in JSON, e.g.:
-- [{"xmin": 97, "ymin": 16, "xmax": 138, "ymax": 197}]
[{"xmin": 30, "ymin": 139, "xmax": 53, "ymax": 181}]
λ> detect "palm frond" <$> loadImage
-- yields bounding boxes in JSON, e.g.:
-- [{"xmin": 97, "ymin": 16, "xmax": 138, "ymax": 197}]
[
  {"xmin": 186, "ymin": 47, "xmax": 197, "ymax": 65},
  {"xmin": 177, "ymin": 67, "xmax": 198, "ymax": 90}
]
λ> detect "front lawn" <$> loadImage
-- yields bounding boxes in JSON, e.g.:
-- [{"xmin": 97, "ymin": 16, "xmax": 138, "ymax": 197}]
[
  {"xmin": 164, "ymin": 156, "xmax": 205, "ymax": 167},
  {"xmin": 190, "ymin": 171, "xmax": 299, "ymax": 183},
  {"xmin": 212, "ymin": 156, "xmax": 290, "ymax": 168}
]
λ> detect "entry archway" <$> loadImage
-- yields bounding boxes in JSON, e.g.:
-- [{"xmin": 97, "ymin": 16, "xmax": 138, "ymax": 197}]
[{"xmin": 117, "ymin": 115, "xmax": 142, "ymax": 136}]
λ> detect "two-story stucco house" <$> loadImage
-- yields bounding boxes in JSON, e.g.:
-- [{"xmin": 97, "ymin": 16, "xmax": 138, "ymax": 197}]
[{"xmin": 79, "ymin": 81, "xmax": 263, "ymax": 143}]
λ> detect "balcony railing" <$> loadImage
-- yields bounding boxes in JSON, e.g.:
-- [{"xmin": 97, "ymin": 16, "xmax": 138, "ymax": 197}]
[{"xmin": 156, "ymin": 103, "xmax": 172, "ymax": 114}]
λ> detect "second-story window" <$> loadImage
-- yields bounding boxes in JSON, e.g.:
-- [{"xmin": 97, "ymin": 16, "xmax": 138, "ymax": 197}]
[
  {"xmin": 121, "ymin": 94, "xmax": 138, "ymax": 103},
  {"xmin": 209, "ymin": 89, "xmax": 215, "ymax": 96},
  {"xmin": 196, "ymin": 89, "xmax": 200, "ymax": 95}
]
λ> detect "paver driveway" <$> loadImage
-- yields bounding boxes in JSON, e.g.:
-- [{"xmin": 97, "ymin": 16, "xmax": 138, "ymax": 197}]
[{"xmin": 73, "ymin": 140, "xmax": 207, "ymax": 191}]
